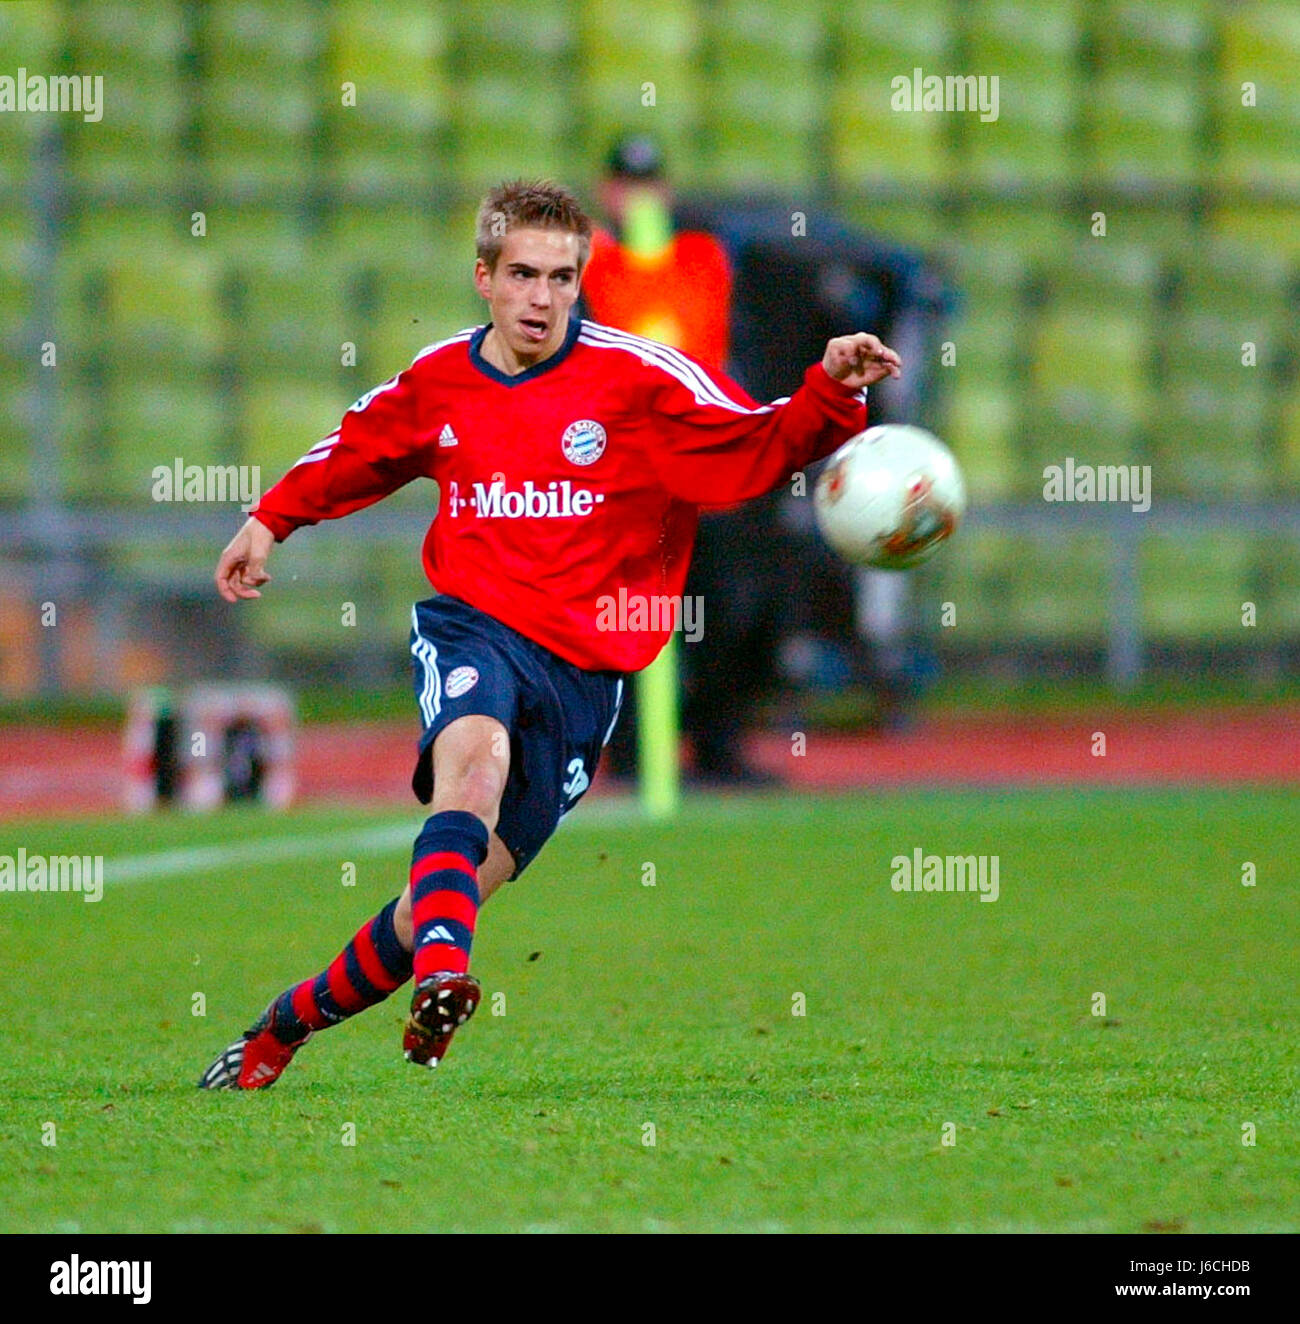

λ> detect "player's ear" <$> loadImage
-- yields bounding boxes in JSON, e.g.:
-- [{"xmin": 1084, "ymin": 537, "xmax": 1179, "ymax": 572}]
[{"xmin": 472, "ymin": 257, "xmax": 493, "ymax": 300}]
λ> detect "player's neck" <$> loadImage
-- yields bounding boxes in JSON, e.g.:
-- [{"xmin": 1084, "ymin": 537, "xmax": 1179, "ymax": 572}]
[{"xmin": 481, "ymin": 326, "xmax": 561, "ymax": 377}]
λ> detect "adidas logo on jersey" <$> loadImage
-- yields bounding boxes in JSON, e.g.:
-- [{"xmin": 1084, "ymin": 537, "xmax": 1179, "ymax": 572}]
[{"xmin": 438, "ymin": 424, "xmax": 458, "ymax": 448}]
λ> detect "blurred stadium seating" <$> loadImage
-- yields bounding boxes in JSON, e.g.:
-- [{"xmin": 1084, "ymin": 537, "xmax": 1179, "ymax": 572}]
[{"xmin": 1, "ymin": 0, "xmax": 1297, "ymax": 692}]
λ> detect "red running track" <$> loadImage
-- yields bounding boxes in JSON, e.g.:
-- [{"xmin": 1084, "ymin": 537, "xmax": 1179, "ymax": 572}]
[{"xmin": 2, "ymin": 708, "xmax": 1296, "ymax": 820}]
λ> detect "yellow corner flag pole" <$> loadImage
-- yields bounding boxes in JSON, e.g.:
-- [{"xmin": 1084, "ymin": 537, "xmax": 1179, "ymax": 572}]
[
  {"xmin": 637, "ymin": 632, "xmax": 680, "ymax": 818},
  {"xmin": 620, "ymin": 188, "xmax": 682, "ymax": 820}
]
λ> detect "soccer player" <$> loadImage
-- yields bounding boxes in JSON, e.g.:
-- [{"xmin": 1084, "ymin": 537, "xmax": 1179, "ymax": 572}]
[{"xmin": 198, "ymin": 179, "xmax": 900, "ymax": 1089}]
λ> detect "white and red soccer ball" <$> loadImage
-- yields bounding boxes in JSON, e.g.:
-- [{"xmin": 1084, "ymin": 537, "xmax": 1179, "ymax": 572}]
[{"xmin": 813, "ymin": 424, "xmax": 966, "ymax": 570}]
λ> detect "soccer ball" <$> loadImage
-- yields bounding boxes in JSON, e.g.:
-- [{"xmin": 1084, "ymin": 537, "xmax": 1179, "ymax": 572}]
[{"xmin": 813, "ymin": 424, "xmax": 966, "ymax": 570}]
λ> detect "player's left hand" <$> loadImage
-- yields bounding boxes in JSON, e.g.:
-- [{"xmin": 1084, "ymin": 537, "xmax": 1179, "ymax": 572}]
[{"xmin": 822, "ymin": 332, "xmax": 902, "ymax": 389}]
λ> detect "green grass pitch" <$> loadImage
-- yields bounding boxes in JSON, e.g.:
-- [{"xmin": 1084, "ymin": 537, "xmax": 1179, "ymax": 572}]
[{"xmin": 1, "ymin": 787, "xmax": 1294, "ymax": 1233}]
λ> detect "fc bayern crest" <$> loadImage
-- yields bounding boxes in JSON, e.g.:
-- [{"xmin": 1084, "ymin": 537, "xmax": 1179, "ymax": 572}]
[
  {"xmin": 561, "ymin": 419, "xmax": 607, "ymax": 467},
  {"xmin": 445, "ymin": 666, "xmax": 479, "ymax": 699}
]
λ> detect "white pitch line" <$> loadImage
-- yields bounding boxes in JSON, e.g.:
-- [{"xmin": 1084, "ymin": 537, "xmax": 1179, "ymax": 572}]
[
  {"xmin": 107, "ymin": 822, "xmax": 416, "ymax": 883},
  {"xmin": 102, "ymin": 792, "xmax": 789, "ymax": 886}
]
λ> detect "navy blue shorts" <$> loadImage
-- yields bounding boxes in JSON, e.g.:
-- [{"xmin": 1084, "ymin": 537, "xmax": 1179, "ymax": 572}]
[{"xmin": 409, "ymin": 595, "xmax": 625, "ymax": 878}]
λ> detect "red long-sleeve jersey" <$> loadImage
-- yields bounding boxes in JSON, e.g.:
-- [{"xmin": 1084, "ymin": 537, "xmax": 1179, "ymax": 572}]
[{"xmin": 252, "ymin": 317, "xmax": 867, "ymax": 672}]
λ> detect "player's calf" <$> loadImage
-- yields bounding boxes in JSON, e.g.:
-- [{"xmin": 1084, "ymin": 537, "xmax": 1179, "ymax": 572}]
[{"xmin": 402, "ymin": 808, "xmax": 490, "ymax": 1067}]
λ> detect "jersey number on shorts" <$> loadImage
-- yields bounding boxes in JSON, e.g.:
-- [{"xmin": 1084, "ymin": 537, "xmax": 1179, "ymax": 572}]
[{"xmin": 562, "ymin": 757, "xmax": 589, "ymax": 803}]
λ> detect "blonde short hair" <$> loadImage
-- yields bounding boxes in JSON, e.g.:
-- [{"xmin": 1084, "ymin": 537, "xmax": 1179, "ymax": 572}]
[{"xmin": 475, "ymin": 178, "xmax": 593, "ymax": 272}]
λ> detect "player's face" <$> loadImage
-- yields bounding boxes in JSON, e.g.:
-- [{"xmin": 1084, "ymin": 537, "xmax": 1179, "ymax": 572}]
[{"xmin": 474, "ymin": 228, "xmax": 582, "ymax": 366}]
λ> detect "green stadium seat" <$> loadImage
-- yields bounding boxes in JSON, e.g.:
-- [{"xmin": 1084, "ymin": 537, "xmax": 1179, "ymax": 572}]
[
  {"xmin": 1214, "ymin": 0, "xmax": 1300, "ymax": 187},
  {"xmin": 94, "ymin": 377, "xmax": 231, "ymax": 504},
  {"xmin": 962, "ymin": 0, "xmax": 1083, "ymax": 75},
  {"xmin": 1029, "ymin": 306, "xmax": 1148, "ymax": 414},
  {"xmin": 828, "ymin": 88, "xmax": 950, "ymax": 189},
  {"xmin": 328, "ymin": 0, "xmax": 451, "ymax": 102},
  {"xmin": 447, "ymin": 79, "xmax": 575, "ymax": 187},
  {"xmin": 104, "ymin": 247, "xmax": 224, "ymax": 368},
  {"xmin": 0, "ymin": 0, "xmax": 62, "ymax": 62},
  {"xmin": 962, "ymin": 78, "xmax": 1076, "ymax": 189},
  {"xmin": 0, "ymin": 346, "xmax": 35, "ymax": 503},
  {"xmin": 1216, "ymin": 0, "xmax": 1300, "ymax": 92},
  {"xmin": 239, "ymin": 380, "xmax": 353, "ymax": 475},
  {"xmin": 349, "ymin": 256, "xmax": 480, "ymax": 373},
  {"xmin": 325, "ymin": 208, "xmax": 461, "ymax": 277},
  {"xmin": 221, "ymin": 255, "xmax": 349, "ymax": 380},
  {"xmin": 949, "ymin": 301, "xmax": 1023, "ymax": 386},
  {"xmin": 1279, "ymin": 385, "xmax": 1300, "ymax": 491},
  {"xmin": 1140, "ymin": 534, "xmax": 1258, "ymax": 639},
  {"xmin": 958, "ymin": 209, "xmax": 1077, "ymax": 261},
  {"xmin": 834, "ymin": 0, "xmax": 952, "ymax": 67},
  {"xmin": 1047, "ymin": 240, "xmax": 1159, "ymax": 312},
  {"xmin": 1146, "ymin": 381, "xmax": 1270, "ymax": 497},
  {"xmin": 67, "ymin": 0, "xmax": 186, "ymax": 64},
  {"xmin": 576, "ymin": 0, "xmax": 699, "ymax": 60},
  {"xmin": 1261, "ymin": 542, "xmax": 1300, "ymax": 638},
  {"xmin": 575, "ymin": 0, "xmax": 702, "ymax": 177},
  {"xmin": 330, "ymin": 130, "xmax": 446, "ymax": 199},
  {"xmin": 0, "ymin": 215, "xmax": 35, "ymax": 338},
  {"xmin": 922, "ymin": 528, "xmax": 1024, "ymax": 641},
  {"xmin": 199, "ymin": 76, "xmax": 319, "ymax": 195},
  {"xmin": 1011, "ymin": 535, "xmax": 1114, "ymax": 640},
  {"xmin": 840, "ymin": 198, "xmax": 947, "ymax": 247},
  {"xmin": 326, "ymin": 2, "xmax": 450, "ymax": 199},
  {"xmin": 830, "ymin": 0, "xmax": 954, "ymax": 188},
  {"xmin": 706, "ymin": 74, "xmax": 822, "ymax": 189},
  {"xmin": 1210, "ymin": 202, "xmax": 1300, "ymax": 258},
  {"xmin": 711, "ymin": 0, "xmax": 823, "ymax": 67},
  {"xmin": 927, "ymin": 530, "xmax": 1113, "ymax": 642},
  {"xmin": 946, "ymin": 244, "xmax": 1032, "ymax": 382},
  {"xmin": 1159, "ymin": 310, "xmax": 1261, "ymax": 391},
  {"xmin": 59, "ymin": 214, "xmax": 223, "ymax": 378},
  {"xmin": 1085, "ymin": 74, "xmax": 1201, "ymax": 185},
  {"xmin": 1019, "ymin": 387, "xmax": 1148, "ymax": 488},
  {"xmin": 934, "ymin": 241, "xmax": 1031, "ymax": 498},
  {"xmin": 453, "ymin": 0, "xmax": 573, "ymax": 63},
  {"xmin": 944, "ymin": 380, "xmax": 1019, "ymax": 500},
  {"xmin": 202, "ymin": 207, "xmax": 309, "ymax": 271},
  {"xmin": 1105, "ymin": 208, "xmax": 1200, "ymax": 256},
  {"xmin": 1094, "ymin": 0, "xmax": 1209, "ymax": 76},
  {"xmin": 205, "ymin": 0, "xmax": 326, "ymax": 72},
  {"xmin": 1173, "ymin": 241, "xmax": 1289, "ymax": 319},
  {"xmin": 63, "ymin": 72, "xmax": 188, "ymax": 192},
  {"xmin": 1216, "ymin": 98, "xmax": 1300, "ymax": 190}
]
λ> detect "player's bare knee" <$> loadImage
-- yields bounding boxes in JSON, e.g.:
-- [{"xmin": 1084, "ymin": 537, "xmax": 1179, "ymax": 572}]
[{"xmin": 431, "ymin": 764, "xmax": 504, "ymax": 827}]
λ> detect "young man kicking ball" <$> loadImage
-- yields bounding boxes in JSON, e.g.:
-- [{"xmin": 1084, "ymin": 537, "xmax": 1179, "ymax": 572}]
[{"xmin": 199, "ymin": 179, "xmax": 900, "ymax": 1089}]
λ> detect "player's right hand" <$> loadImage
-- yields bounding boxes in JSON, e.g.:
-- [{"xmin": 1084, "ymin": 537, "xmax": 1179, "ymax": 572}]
[
  {"xmin": 215, "ymin": 516, "xmax": 275, "ymax": 603},
  {"xmin": 822, "ymin": 332, "xmax": 902, "ymax": 389}
]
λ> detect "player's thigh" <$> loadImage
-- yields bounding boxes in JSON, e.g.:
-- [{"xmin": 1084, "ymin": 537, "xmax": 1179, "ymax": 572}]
[
  {"xmin": 429, "ymin": 713, "xmax": 510, "ymax": 823},
  {"xmin": 394, "ymin": 830, "xmax": 515, "ymax": 947}
]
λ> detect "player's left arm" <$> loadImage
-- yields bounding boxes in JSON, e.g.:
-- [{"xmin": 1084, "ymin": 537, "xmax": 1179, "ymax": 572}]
[{"xmin": 642, "ymin": 333, "xmax": 900, "ymax": 505}]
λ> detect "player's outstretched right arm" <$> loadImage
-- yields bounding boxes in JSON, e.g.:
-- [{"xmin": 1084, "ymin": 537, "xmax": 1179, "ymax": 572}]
[{"xmin": 215, "ymin": 516, "xmax": 276, "ymax": 602}]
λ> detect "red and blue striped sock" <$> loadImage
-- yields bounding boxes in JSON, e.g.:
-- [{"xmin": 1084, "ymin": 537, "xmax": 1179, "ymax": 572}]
[
  {"xmin": 269, "ymin": 896, "xmax": 412, "ymax": 1041},
  {"xmin": 410, "ymin": 810, "xmax": 489, "ymax": 982}
]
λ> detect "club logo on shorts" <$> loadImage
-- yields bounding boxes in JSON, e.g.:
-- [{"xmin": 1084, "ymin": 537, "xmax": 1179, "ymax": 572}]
[
  {"xmin": 445, "ymin": 666, "xmax": 479, "ymax": 699},
  {"xmin": 561, "ymin": 419, "xmax": 607, "ymax": 467}
]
